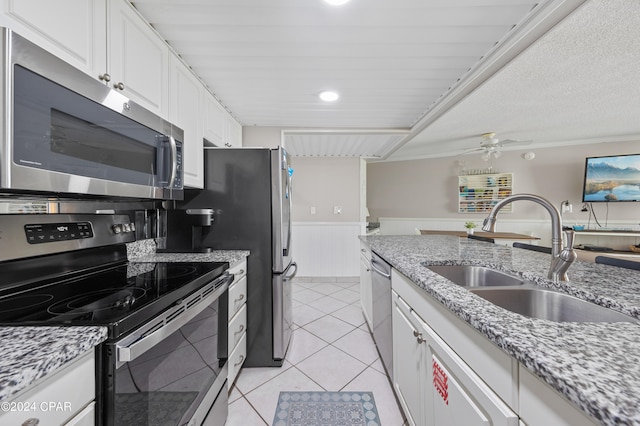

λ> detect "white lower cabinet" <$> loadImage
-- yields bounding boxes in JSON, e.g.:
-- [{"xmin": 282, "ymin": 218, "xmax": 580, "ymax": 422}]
[
  {"xmin": 426, "ymin": 321, "xmax": 518, "ymax": 426},
  {"xmin": 519, "ymin": 365, "xmax": 597, "ymax": 426},
  {"xmin": 359, "ymin": 242, "xmax": 373, "ymax": 329},
  {"xmin": 392, "ymin": 294, "xmax": 430, "ymax": 426},
  {"xmin": 392, "ymin": 289, "xmax": 517, "ymax": 426},
  {"xmin": 0, "ymin": 350, "xmax": 95, "ymax": 426},
  {"xmin": 227, "ymin": 258, "xmax": 248, "ymax": 388}
]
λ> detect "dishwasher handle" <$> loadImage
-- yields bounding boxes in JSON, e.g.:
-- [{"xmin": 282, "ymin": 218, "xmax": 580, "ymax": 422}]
[{"xmin": 371, "ymin": 257, "xmax": 391, "ymax": 278}]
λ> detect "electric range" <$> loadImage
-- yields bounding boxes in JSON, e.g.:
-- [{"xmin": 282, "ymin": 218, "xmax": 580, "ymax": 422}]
[{"xmin": 0, "ymin": 213, "xmax": 231, "ymax": 426}]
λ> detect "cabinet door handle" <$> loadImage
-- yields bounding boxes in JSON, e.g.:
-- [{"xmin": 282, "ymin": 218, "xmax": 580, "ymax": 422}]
[
  {"xmin": 98, "ymin": 73, "xmax": 111, "ymax": 82},
  {"xmin": 234, "ymin": 355, "xmax": 245, "ymax": 367},
  {"xmin": 113, "ymin": 81, "xmax": 125, "ymax": 90}
]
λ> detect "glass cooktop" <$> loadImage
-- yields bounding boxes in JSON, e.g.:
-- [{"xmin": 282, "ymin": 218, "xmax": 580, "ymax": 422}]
[{"xmin": 0, "ymin": 261, "xmax": 228, "ymax": 338}]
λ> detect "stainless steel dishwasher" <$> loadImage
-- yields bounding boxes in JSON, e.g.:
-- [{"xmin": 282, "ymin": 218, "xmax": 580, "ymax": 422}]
[{"xmin": 371, "ymin": 252, "xmax": 393, "ymax": 380}]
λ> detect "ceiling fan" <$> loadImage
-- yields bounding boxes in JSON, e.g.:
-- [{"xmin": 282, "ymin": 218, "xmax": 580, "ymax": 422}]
[{"xmin": 463, "ymin": 132, "xmax": 532, "ymax": 161}]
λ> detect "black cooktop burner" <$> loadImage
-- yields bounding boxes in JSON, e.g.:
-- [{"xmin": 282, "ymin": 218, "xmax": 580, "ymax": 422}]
[
  {"xmin": 47, "ymin": 287, "xmax": 147, "ymax": 318},
  {"xmin": 0, "ymin": 261, "xmax": 228, "ymax": 339},
  {"xmin": 0, "ymin": 294, "xmax": 54, "ymax": 313}
]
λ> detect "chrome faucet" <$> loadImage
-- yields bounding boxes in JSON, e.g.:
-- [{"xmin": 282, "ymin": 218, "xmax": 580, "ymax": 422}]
[{"xmin": 482, "ymin": 194, "xmax": 577, "ymax": 282}]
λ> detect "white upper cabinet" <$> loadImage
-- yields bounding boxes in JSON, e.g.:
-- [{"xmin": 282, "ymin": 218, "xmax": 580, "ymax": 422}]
[
  {"xmin": 203, "ymin": 91, "xmax": 242, "ymax": 148},
  {"xmin": 1, "ymin": 0, "xmax": 238, "ymax": 184},
  {"xmin": 0, "ymin": 0, "xmax": 107, "ymax": 76},
  {"xmin": 1, "ymin": 0, "xmax": 169, "ymax": 117},
  {"xmin": 203, "ymin": 92, "xmax": 225, "ymax": 147},
  {"xmin": 170, "ymin": 56, "xmax": 204, "ymax": 188},
  {"xmin": 107, "ymin": 0, "xmax": 169, "ymax": 116}
]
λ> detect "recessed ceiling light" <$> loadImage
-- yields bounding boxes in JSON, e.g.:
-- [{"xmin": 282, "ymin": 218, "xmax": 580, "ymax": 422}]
[
  {"xmin": 319, "ymin": 91, "xmax": 339, "ymax": 102},
  {"xmin": 324, "ymin": 0, "xmax": 351, "ymax": 5}
]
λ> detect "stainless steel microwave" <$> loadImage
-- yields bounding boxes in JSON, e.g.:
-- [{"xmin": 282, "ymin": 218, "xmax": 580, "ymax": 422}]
[{"xmin": 0, "ymin": 29, "xmax": 184, "ymax": 200}]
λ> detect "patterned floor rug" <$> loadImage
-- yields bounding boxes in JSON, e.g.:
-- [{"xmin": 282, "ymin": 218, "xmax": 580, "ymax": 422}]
[{"xmin": 272, "ymin": 391, "xmax": 381, "ymax": 426}]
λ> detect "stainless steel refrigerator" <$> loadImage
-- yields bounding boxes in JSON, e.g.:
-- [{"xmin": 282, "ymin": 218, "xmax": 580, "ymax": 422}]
[{"xmin": 177, "ymin": 146, "xmax": 296, "ymax": 367}]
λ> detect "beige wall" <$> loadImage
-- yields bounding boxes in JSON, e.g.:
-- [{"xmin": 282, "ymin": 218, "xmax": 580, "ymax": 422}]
[
  {"xmin": 367, "ymin": 140, "xmax": 640, "ymax": 224},
  {"xmin": 242, "ymin": 126, "xmax": 363, "ymax": 222},
  {"xmin": 242, "ymin": 126, "xmax": 282, "ymax": 148},
  {"xmin": 292, "ymin": 157, "xmax": 361, "ymax": 222}
]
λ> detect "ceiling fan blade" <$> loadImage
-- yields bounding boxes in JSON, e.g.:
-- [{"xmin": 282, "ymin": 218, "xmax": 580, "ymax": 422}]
[
  {"xmin": 499, "ymin": 139, "xmax": 532, "ymax": 146},
  {"xmin": 459, "ymin": 147, "xmax": 483, "ymax": 155}
]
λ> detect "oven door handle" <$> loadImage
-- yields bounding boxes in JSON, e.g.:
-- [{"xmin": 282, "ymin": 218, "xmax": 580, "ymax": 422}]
[{"xmin": 116, "ymin": 273, "xmax": 232, "ymax": 364}]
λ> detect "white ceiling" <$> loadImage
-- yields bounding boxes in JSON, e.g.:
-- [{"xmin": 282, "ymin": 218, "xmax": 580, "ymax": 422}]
[{"xmin": 130, "ymin": 0, "xmax": 640, "ymax": 160}]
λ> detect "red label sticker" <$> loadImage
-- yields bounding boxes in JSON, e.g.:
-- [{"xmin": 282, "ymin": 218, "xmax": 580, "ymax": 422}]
[{"xmin": 433, "ymin": 358, "xmax": 448, "ymax": 405}]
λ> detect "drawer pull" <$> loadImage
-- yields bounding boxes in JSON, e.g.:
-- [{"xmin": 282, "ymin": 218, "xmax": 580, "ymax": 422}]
[
  {"xmin": 234, "ymin": 355, "xmax": 245, "ymax": 367},
  {"xmin": 234, "ymin": 325, "xmax": 245, "ymax": 335}
]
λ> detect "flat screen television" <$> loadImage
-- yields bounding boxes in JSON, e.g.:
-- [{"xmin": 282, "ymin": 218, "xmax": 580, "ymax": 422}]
[{"xmin": 582, "ymin": 154, "xmax": 640, "ymax": 202}]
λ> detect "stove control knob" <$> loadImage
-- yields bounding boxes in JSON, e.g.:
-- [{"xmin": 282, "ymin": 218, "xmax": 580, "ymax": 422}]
[{"xmin": 112, "ymin": 224, "xmax": 123, "ymax": 234}]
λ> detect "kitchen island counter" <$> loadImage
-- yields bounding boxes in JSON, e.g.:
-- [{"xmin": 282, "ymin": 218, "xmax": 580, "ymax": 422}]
[
  {"xmin": 0, "ymin": 326, "xmax": 107, "ymax": 401},
  {"xmin": 360, "ymin": 234, "xmax": 640, "ymax": 426}
]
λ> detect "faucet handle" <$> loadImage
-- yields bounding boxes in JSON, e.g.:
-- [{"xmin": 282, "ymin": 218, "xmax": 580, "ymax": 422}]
[{"xmin": 563, "ymin": 229, "xmax": 575, "ymax": 249}]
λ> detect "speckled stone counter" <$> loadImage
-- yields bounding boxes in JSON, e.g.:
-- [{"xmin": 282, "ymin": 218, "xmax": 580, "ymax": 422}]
[
  {"xmin": 126, "ymin": 237, "xmax": 249, "ymax": 266},
  {"xmin": 0, "ymin": 326, "xmax": 107, "ymax": 401},
  {"xmin": 131, "ymin": 250, "xmax": 249, "ymax": 266},
  {"xmin": 360, "ymin": 235, "xmax": 640, "ymax": 426}
]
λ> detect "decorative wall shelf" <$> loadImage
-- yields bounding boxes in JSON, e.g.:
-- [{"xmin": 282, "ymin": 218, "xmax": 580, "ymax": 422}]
[{"xmin": 458, "ymin": 173, "xmax": 513, "ymax": 214}]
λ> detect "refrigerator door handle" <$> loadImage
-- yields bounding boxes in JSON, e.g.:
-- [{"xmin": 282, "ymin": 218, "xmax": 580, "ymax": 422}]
[
  {"xmin": 284, "ymin": 261, "xmax": 298, "ymax": 280},
  {"xmin": 273, "ymin": 261, "xmax": 296, "ymax": 361},
  {"xmin": 283, "ymin": 170, "xmax": 293, "ymax": 257}
]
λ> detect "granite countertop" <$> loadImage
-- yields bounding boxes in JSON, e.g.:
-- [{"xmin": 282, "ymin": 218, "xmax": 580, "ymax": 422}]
[
  {"xmin": 360, "ymin": 234, "xmax": 640, "ymax": 426},
  {"xmin": 0, "ymin": 326, "xmax": 107, "ymax": 401},
  {"xmin": 130, "ymin": 250, "xmax": 249, "ymax": 266}
]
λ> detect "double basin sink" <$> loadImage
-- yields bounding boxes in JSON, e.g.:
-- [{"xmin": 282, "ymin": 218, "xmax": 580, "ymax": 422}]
[{"xmin": 425, "ymin": 264, "xmax": 637, "ymax": 323}]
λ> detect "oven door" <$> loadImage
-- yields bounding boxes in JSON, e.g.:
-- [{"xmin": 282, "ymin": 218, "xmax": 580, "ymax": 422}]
[
  {"xmin": 5, "ymin": 30, "xmax": 184, "ymax": 200},
  {"xmin": 100, "ymin": 274, "xmax": 231, "ymax": 426}
]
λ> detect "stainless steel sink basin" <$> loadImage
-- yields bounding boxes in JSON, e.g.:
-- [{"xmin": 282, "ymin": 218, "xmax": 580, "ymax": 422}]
[
  {"xmin": 426, "ymin": 265, "xmax": 525, "ymax": 287},
  {"xmin": 470, "ymin": 288, "xmax": 637, "ymax": 323}
]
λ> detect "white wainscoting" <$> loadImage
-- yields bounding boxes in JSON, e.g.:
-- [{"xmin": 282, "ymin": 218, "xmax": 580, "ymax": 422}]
[{"xmin": 292, "ymin": 222, "xmax": 364, "ymax": 278}]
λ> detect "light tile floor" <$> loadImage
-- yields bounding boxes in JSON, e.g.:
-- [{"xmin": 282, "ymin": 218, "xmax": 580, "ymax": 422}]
[{"xmin": 227, "ymin": 279, "xmax": 406, "ymax": 426}]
